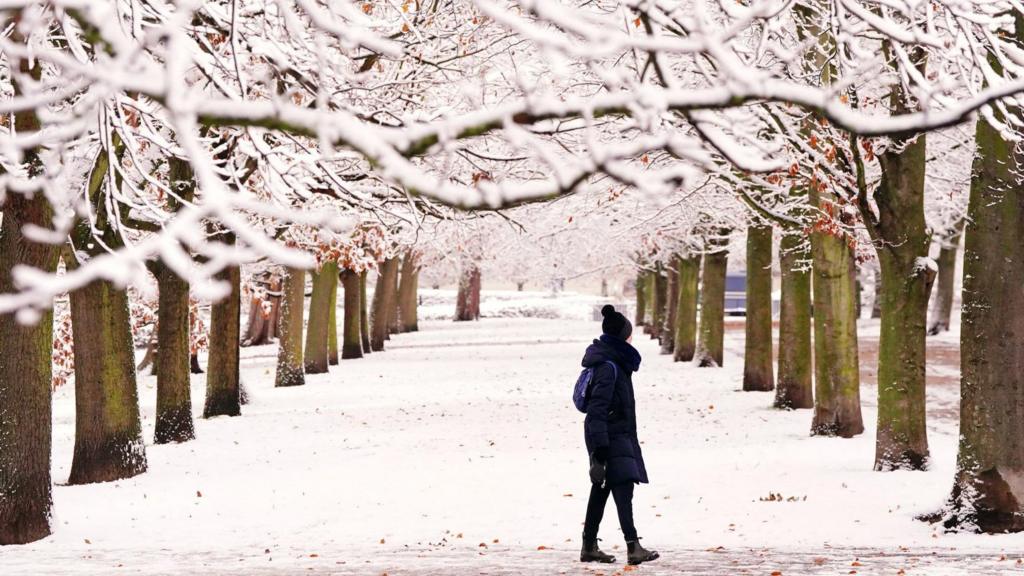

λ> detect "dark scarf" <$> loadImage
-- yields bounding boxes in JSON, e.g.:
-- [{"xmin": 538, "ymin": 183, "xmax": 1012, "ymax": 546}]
[{"xmin": 599, "ymin": 334, "xmax": 642, "ymax": 373}]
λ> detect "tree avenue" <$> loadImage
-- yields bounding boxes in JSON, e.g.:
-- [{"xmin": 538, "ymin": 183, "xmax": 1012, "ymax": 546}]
[{"xmin": 3, "ymin": 0, "xmax": 1024, "ymax": 548}]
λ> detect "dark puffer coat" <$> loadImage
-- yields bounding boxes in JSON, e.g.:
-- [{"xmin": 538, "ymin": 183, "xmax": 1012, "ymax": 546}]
[{"xmin": 582, "ymin": 335, "xmax": 648, "ymax": 485}]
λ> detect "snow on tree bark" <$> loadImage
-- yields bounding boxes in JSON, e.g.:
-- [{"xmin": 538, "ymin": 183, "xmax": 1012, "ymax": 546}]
[
  {"xmin": 660, "ymin": 263, "xmax": 678, "ymax": 355},
  {"xmin": 371, "ymin": 258, "xmax": 400, "ymax": 347},
  {"xmin": 275, "ymin": 267, "xmax": 306, "ymax": 388},
  {"xmin": 360, "ymin": 271, "xmax": 372, "ymax": 354},
  {"xmin": 152, "ymin": 263, "xmax": 195, "ymax": 444}
]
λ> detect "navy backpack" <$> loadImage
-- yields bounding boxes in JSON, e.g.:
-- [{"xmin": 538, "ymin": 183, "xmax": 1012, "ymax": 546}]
[{"xmin": 572, "ymin": 361, "xmax": 618, "ymax": 413}]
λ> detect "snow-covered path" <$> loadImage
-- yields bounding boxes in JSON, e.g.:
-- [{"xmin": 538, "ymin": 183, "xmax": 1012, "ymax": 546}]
[{"xmin": 4, "ymin": 314, "xmax": 1023, "ymax": 575}]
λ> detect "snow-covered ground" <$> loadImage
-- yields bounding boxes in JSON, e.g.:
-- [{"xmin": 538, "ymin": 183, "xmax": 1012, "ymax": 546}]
[{"xmin": 4, "ymin": 292, "xmax": 1022, "ymax": 575}]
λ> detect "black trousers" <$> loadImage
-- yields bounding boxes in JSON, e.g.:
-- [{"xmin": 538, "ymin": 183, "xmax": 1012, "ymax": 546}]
[{"xmin": 583, "ymin": 481, "xmax": 637, "ymax": 542}]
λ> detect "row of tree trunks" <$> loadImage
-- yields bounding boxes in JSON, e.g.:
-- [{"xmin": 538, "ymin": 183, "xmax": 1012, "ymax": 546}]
[
  {"xmin": 743, "ymin": 225, "xmax": 775, "ymax": 392},
  {"xmin": 304, "ymin": 261, "xmax": 338, "ymax": 374},
  {"xmin": 695, "ymin": 235, "xmax": 729, "ymax": 367},
  {"xmin": 371, "ymin": 257, "xmax": 401, "ymax": 347},
  {"xmin": 673, "ymin": 255, "xmax": 700, "ymax": 362},
  {"xmin": 943, "ymin": 99, "xmax": 1024, "ymax": 532},
  {"xmin": 774, "ymin": 233, "xmax": 814, "ymax": 409},
  {"xmin": 205, "ymin": 256, "xmax": 242, "ymax": 418},
  {"xmin": 341, "ymin": 270, "xmax": 364, "ymax": 359},
  {"xmin": 454, "ymin": 263, "xmax": 482, "ymax": 322},
  {"xmin": 275, "ymin": 267, "xmax": 306, "ymax": 387}
]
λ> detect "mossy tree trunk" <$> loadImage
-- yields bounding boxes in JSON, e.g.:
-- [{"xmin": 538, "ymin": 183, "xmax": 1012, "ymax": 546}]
[
  {"xmin": 863, "ymin": 120, "xmax": 932, "ymax": 470},
  {"xmin": 360, "ymin": 270, "xmax": 372, "ymax": 354},
  {"xmin": 696, "ymin": 237, "xmax": 729, "ymax": 367},
  {"xmin": 775, "ymin": 233, "xmax": 813, "ymax": 409},
  {"xmin": 673, "ymin": 255, "xmax": 700, "ymax": 362},
  {"xmin": 275, "ymin": 267, "xmax": 306, "ymax": 387},
  {"xmin": 943, "ymin": 96, "xmax": 1024, "ymax": 532},
  {"xmin": 340, "ymin": 269, "xmax": 363, "ymax": 359},
  {"xmin": 660, "ymin": 263, "xmax": 678, "ymax": 355},
  {"xmin": 371, "ymin": 257, "xmax": 400, "ymax": 349},
  {"xmin": 304, "ymin": 261, "xmax": 337, "ymax": 374},
  {"xmin": 204, "ymin": 250, "xmax": 241, "ymax": 418},
  {"xmin": 68, "ymin": 277, "xmax": 147, "ymax": 484},
  {"xmin": 397, "ymin": 253, "xmax": 419, "ymax": 332},
  {"xmin": 743, "ymin": 224, "xmax": 775, "ymax": 392},
  {"xmin": 0, "ymin": 198, "xmax": 60, "ymax": 544},
  {"xmin": 152, "ymin": 263, "xmax": 195, "ymax": 444},
  {"xmin": 634, "ymin": 270, "xmax": 647, "ymax": 327},
  {"xmin": 809, "ymin": 195, "xmax": 864, "ymax": 438},
  {"xmin": 928, "ymin": 220, "xmax": 964, "ymax": 336}
]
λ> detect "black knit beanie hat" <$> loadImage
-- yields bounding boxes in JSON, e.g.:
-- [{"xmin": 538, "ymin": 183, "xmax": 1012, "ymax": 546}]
[{"xmin": 601, "ymin": 305, "xmax": 633, "ymax": 340}]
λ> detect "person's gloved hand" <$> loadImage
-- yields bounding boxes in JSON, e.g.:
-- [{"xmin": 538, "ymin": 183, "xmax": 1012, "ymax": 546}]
[{"xmin": 590, "ymin": 447, "xmax": 608, "ymax": 485}]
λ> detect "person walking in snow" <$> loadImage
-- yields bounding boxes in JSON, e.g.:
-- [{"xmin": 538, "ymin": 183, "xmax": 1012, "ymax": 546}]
[{"xmin": 578, "ymin": 305, "xmax": 660, "ymax": 566}]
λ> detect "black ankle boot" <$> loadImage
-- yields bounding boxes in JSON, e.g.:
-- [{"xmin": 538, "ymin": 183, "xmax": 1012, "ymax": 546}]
[
  {"xmin": 580, "ymin": 534, "xmax": 615, "ymax": 563},
  {"xmin": 626, "ymin": 538, "xmax": 659, "ymax": 565}
]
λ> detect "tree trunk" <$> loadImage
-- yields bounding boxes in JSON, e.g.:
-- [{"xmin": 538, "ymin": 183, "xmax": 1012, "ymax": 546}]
[
  {"xmin": 695, "ymin": 244, "xmax": 728, "ymax": 368},
  {"xmin": 275, "ymin": 267, "xmax": 306, "ymax": 387},
  {"xmin": 153, "ymin": 264, "xmax": 195, "ymax": 444},
  {"xmin": 304, "ymin": 261, "xmax": 337, "ymax": 374},
  {"xmin": 660, "ymin": 264, "xmax": 678, "ymax": 354},
  {"xmin": 928, "ymin": 222, "xmax": 964, "ymax": 336},
  {"xmin": 388, "ymin": 256, "xmax": 402, "ymax": 336},
  {"xmin": 0, "ymin": 81, "xmax": 63, "ymax": 543},
  {"xmin": 204, "ymin": 261, "xmax": 241, "ymax": 418},
  {"xmin": 242, "ymin": 276, "xmax": 280, "ymax": 347},
  {"xmin": 360, "ymin": 270, "xmax": 372, "ymax": 354},
  {"xmin": 870, "ymin": 131, "xmax": 932, "ymax": 471},
  {"xmin": 398, "ymin": 254, "xmax": 419, "ymax": 332},
  {"xmin": 743, "ymin": 225, "xmax": 775, "ymax": 392},
  {"xmin": 673, "ymin": 255, "xmax": 700, "ymax": 362},
  {"xmin": 340, "ymin": 269, "xmax": 363, "ymax": 359},
  {"xmin": 943, "ymin": 111, "xmax": 1024, "ymax": 532},
  {"xmin": 328, "ymin": 267, "xmax": 339, "ymax": 365},
  {"xmin": 634, "ymin": 270, "xmax": 647, "ymax": 327},
  {"xmin": 809, "ymin": 195, "xmax": 864, "ymax": 438},
  {"xmin": 650, "ymin": 263, "xmax": 667, "ymax": 341},
  {"xmin": 455, "ymin": 263, "xmax": 482, "ymax": 322},
  {"xmin": 371, "ymin": 258, "xmax": 400, "ymax": 349},
  {"xmin": 871, "ymin": 266, "xmax": 883, "ymax": 319},
  {"xmin": 189, "ymin": 353, "xmax": 203, "ymax": 374},
  {"xmin": 774, "ymin": 233, "xmax": 813, "ymax": 409},
  {"xmin": 68, "ymin": 279, "xmax": 147, "ymax": 484}
]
